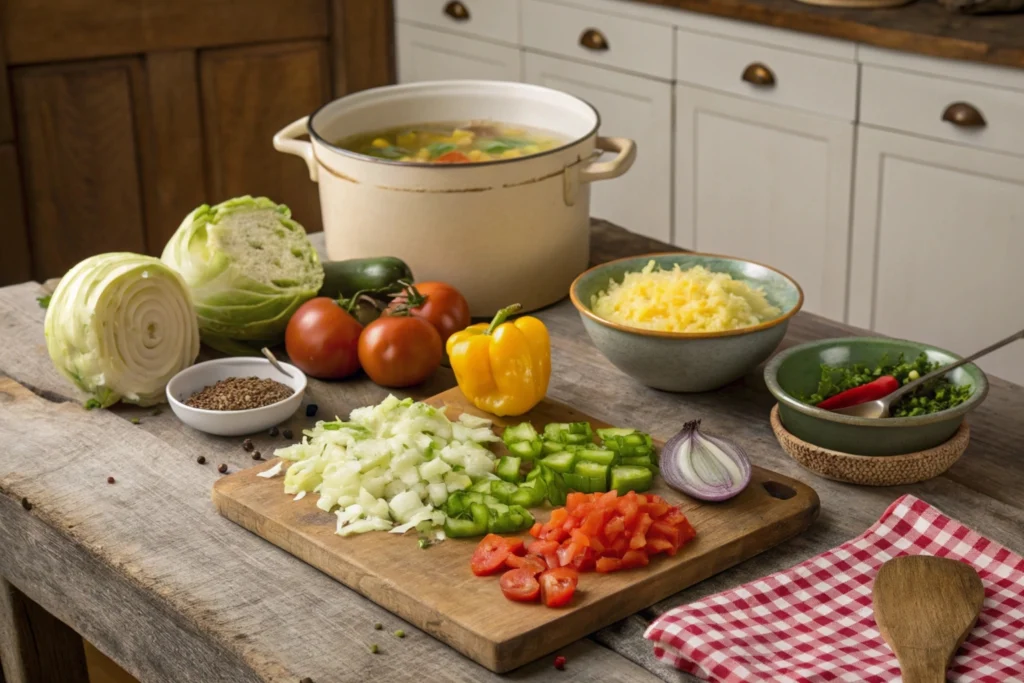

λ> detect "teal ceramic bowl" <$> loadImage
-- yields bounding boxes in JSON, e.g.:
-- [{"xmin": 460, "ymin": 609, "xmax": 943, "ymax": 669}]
[
  {"xmin": 764, "ymin": 337, "xmax": 989, "ymax": 456},
  {"xmin": 570, "ymin": 252, "xmax": 803, "ymax": 392}
]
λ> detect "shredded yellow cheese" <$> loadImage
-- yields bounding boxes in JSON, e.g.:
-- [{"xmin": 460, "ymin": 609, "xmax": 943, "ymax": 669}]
[{"xmin": 591, "ymin": 261, "xmax": 781, "ymax": 333}]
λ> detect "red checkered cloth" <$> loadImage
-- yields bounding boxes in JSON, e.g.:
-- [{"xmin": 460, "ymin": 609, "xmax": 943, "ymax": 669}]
[{"xmin": 644, "ymin": 494, "xmax": 1024, "ymax": 682}]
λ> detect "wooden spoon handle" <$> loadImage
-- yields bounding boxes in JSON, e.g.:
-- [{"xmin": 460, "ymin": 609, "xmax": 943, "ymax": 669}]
[{"xmin": 897, "ymin": 647, "xmax": 951, "ymax": 683}]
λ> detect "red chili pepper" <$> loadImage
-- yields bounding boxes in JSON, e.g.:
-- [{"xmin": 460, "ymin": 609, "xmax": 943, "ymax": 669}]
[{"xmin": 817, "ymin": 375, "xmax": 900, "ymax": 411}]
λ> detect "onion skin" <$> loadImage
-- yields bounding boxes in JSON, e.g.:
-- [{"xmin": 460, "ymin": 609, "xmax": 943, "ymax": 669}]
[{"xmin": 659, "ymin": 420, "xmax": 752, "ymax": 502}]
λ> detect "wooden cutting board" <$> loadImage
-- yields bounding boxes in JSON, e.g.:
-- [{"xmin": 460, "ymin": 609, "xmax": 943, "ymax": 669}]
[{"xmin": 213, "ymin": 387, "xmax": 819, "ymax": 673}]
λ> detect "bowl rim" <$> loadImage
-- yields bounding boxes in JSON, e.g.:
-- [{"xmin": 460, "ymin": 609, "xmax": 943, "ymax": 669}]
[
  {"xmin": 763, "ymin": 336, "xmax": 989, "ymax": 428},
  {"xmin": 166, "ymin": 357, "xmax": 307, "ymax": 417},
  {"xmin": 569, "ymin": 251, "xmax": 805, "ymax": 339}
]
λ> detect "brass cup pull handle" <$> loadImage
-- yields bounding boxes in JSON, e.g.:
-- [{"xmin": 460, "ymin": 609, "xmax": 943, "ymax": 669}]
[
  {"xmin": 579, "ymin": 28, "xmax": 609, "ymax": 51},
  {"xmin": 444, "ymin": 0, "xmax": 470, "ymax": 21},
  {"xmin": 741, "ymin": 63, "xmax": 776, "ymax": 87},
  {"xmin": 942, "ymin": 102, "xmax": 986, "ymax": 128}
]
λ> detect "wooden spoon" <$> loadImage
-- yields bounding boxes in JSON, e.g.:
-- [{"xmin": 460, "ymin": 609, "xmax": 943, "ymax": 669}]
[{"xmin": 873, "ymin": 555, "xmax": 984, "ymax": 683}]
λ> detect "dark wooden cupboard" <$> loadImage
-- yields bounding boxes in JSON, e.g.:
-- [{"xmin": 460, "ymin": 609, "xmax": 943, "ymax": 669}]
[{"xmin": 0, "ymin": 0, "xmax": 396, "ymax": 285}]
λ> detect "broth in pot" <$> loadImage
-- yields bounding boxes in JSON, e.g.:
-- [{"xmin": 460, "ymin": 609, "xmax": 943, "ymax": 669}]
[{"xmin": 335, "ymin": 121, "xmax": 565, "ymax": 164}]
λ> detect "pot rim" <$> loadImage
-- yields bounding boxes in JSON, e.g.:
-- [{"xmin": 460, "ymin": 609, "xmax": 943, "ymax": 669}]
[{"xmin": 305, "ymin": 80, "xmax": 602, "ymax": 169}]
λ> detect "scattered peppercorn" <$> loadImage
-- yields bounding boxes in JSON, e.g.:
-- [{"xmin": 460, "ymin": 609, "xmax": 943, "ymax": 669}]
[
  {"xmin": 129, "ymin": 417, "xmax": 140, "ymax": 425},
  {"xmin": 373, "ymin": 623, "xmax": 383, "ymax": 630},
  {"xmin": 394, "ymin": 630, "xmax": 405, "ymax": 639},
  {"xmin": 306, "ymin": 403, "xmax": 318, "ymax": 417},
  {"xmin": 242, "ymin": 438, "xmax": 254, "ymax": 452},
  {"xmin": 252, "ymin": 451, "xmax": 263, "ymax": 461},
  {"xmin": 21, "ymin": 497, "xmax": 32, "ymax": 511},
  {"xmin": 196, "ymin": 456, "xmax": 206, "ymax": 465},
  {"xmin": 185, "ymin": 377, "xmax": 293, "ymax": 411},
  {"xmin": 554, "ymin": 655, "xmax": 567, "ymax": 670},
  {"xmin": 269, "ymin": 426, "xmax": 279, "ymax": 436},
  {"xmin": 299, "ymin": 678, "xmax": 313, "ymax": 683},
  {"xmin": 150, "ymin": 408, "xmax": 161, "ymax": 416},
  {"xmin": 218, "ymin": 464, "xmax": 228, "ymax": 474},
  {"xmin": 369, "ymin": 644, "xmax": 379, "ymax": 654},
  {"xmin": 107, "ymin": 476, "xmax": 116, "ymax": 484},
  {"xmin": 282, "ymin": 428, "xmax": 293, "ymax": 439}
]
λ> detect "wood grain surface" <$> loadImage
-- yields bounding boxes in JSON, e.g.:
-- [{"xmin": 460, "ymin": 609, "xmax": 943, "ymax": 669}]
[
  {"xmin": 0, "ymin": 578, "xmax": 89, "ymax": 683},
  {"xmin": 0, "ymin": 221, "xmax": 1022, "ymax": 682},
  {"xmin": 635, "ymin": 0, "xmax": 1024, "ymax": 70},
  {"xmin": 213, "ymin": 387, "xmax": 819, "ymax": 672}
]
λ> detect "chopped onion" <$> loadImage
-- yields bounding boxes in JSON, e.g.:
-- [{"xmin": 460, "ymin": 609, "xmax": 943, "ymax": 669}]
[
  {"xmin": 257, "ymin": 461, "xmax": 284, "ymax": 478},
  {"xmin": 659, "ymin": 420, "xmax": 751, "ymax": 501}
]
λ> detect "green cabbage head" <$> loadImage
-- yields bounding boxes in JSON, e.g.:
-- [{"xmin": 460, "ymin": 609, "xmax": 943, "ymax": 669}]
[
  {"xmin": 44, "ymin": 252, "xmax": 201, "ymax": 407},
  {"xmin": 161, "ymin": 196, "xmax": 323, "ymax": 353}
]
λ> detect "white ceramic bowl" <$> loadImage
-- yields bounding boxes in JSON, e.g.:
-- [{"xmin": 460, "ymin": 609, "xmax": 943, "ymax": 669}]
[{"xmin": 165, "ymin": 358, "xmax": 306, "ymax": 437}]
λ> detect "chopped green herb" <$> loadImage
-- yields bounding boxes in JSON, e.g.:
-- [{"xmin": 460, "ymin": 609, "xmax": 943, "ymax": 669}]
[
  {"xmin": 373, "ymin": 623, "xmax": 383, "ymax": 630},
  {"xmin": 37, "ymin": 294, "xmax": 51, "ymax": 309},
  {"xmin": 84, "ymin": 398, "xmax": 102, "ymax": 410},
  {"xmin": 425, "ymin": 142, "xmax": 456, "ymax": 159},
  {"xmin": 129, "ymin": 417, "xmax": 140, "ymax": 425}
]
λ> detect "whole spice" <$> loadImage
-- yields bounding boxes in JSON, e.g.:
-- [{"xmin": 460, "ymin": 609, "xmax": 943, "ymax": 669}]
[
  {"xmin": 553, "ymin": 655, "xmax": 567, "ymax": 671},
  {"xmin": 196, "ymin": 455, "xmax": 206, "ymax": 465},
  {"xmin": 252, "ymin": 451, "xmax": 263, "ymax": 461},
  {"xmin": 21, "ymin": 497, "xmax": 32, "ymax": 510},
  {"xmin": 394, "ymin": 630, "xmax": 405, "ymax": 639},
  {"xmin": 369, "ymin": 644, "xmax": 379, "ymax": 654},
  {"xmin": 218, "ymin": 463, "xmax": 228, "ymax": 474},
  {"xmin": 129, "ymin": 417, "xmax": 140, "ymax": 425},
  {"xmin": 107, "ymin": 476, "xmax": 116, "ymax": 484},
  {"xmin": 185, "ymin": 377, "xmax": 293, "ymax": 411},
  {"xmin": 269, "ymin": 426, "xmax": 279, "ymax": 436},
  {"xmin": 373, "ymin": 623, "xmax": 383, "ymax": 631},
  {"xmin": 282, "ymin": 428, "xmax": 293, "ymax": 439},
  {"xmin": 242, "ymin": 438, "xmax": 254, "ymax": 452},
  {"xmin": 306, "ymin": 403, "xmax": 318, "ymax": 417},
  {"xmin": 660, "ymin": 420, "xmax": 751, "ymax": 502}
]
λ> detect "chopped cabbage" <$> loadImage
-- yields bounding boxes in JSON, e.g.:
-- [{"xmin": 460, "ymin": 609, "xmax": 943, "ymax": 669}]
[{"xmin": 275, "ymin": 395, "xmax": 499, "ymax": 536}]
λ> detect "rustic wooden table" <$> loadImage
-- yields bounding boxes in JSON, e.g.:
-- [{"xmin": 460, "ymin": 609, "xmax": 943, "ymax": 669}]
[{"xmin": 1, "ymin": 220, "xmax": 1022, "ymax": 683}]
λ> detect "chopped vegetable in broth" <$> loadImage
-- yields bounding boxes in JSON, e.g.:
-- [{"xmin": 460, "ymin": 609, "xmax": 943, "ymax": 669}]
[{"xmin": 335, "ymin": 121, "xmax": 565, "ymax": 164}]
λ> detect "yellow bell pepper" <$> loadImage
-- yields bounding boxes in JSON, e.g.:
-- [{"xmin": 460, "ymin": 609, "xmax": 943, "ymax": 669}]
[{"xmin": 446, "ymin": 304, "xmax": 551, "ymax": 417}]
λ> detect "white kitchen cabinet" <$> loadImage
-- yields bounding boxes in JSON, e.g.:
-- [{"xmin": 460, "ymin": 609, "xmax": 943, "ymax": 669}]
[
  {"xmin": 396, "ymin": 23, "xmax": 522, "ymax": 84},
  {"xmin": 524, "ymin": 52, "xmax": 673, "ymax": 242},
  {"xmin": 849, "ymin": 126, "xmax": 1024, "ymax": 385},
  {"xmin": 674, "ymin": 85, "xmax": 854, "ymax": 320}
]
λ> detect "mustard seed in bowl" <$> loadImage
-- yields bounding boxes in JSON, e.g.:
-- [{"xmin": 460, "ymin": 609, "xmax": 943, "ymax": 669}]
[{"xmin": 185, "ymin": 377, "xmax": 294, "ymax": 411}]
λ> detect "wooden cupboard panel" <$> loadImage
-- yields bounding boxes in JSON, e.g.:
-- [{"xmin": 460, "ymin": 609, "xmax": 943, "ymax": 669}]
[
  {"xmin": 396, "ymin": 23, "xmax": 522, "ymax": 83},
  {"xmin": 13, "ymin": 60, "xmax": 147, "ymax": 279},
  {"xmin": 849, "ymin": 127, "xmax": 1024, "ymax": 385},
  {"xmin": 0, "ymin": 18, "xmax": 12, "ymax": 143},
  {"xmin": 0, "ymin": 145, "xmax": 31, "ymax": 285},
  {"xmin": 143, "ymin": 51, "xmax": 207, "ymax": 250},
  {"xmin": 331, "ymin": 0, "xmax": 396, "ymax": 96},
  {"xmin": 675, "ymin": 85, "xmax": 853, "ymax": 321},
  {"xmin": 200, "ymin": 42, "xmax": 330, "ymax": 233},
  {"xmin": 3, "ymin": 0, "xmax": 329, "ymax": 66}
]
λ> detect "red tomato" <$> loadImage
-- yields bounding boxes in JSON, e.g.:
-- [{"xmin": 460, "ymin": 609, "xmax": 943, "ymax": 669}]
[
  {"xmin": 500, "ymin": 568, "xmax": 541, "ymax": 602},
  {"xmin": 505, "ymin": 538, "xmax": 526, "ymax": 556},
  {"xmin": 284, "ymin": 297, "xmax": 363, "ymax": 379},
  {"xmin": 435, "ymin": 151, "xmax": 471, "ymax": 163},
  {"xmin": 595, "ymin": 557, "xmax": 622, "ymax": 573},
  {"xmin": 387, "ymin": 282, "xmax": 470, "ymax": 345},
  {"xmin": 357, "ymin": 315, "xmax": 442, "ymax": 388},
  {"xmin": 471, "ymin": 534, "xmax": 512, "ymax": 577},
  {"xmin": 620, "ymin": 550, "xmax": 649, "ymax": 570},
  {"xmin": 539, "ymin": 567, "xmax": 578, "ymax": 608},
  {"xmin": 506, "ymin": 554, "xmax": 547, "ymax": 575}
]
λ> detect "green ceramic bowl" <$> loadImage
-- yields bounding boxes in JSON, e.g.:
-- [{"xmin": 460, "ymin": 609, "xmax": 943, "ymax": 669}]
[
  {"xmin": 764, "ymin": 337, "xmax": 989, "ymax": 456},
  {"xmin": 570, "ymin": 252, "xmax": 803, "ymax": 392}
]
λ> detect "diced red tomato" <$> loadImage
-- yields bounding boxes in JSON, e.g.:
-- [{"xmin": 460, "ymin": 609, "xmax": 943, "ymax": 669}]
[
  {"xmin": 471, "ymin": 534, "xmax": 512, "ymax": 576},
  {"xmin": 506, "ymin": 554, "xmax": 547, "ymax": 575},
  {"xmin": 570, "ymin": 547, "xmax": 597, "ymax": 572},
  {"xmin": 539, "ymin": 567, "xmax": 578, "ymax": 607},
  {"xmin": 527, "ymin": 540, "xmax": 559, "ymax": 556},
  {"xmin": 435, "ymin": 151, "xmax": 470, "ymax": 163},
  {"xmin": 543, "ymin": 552, "xmax": 560, "ymax": 570},
  {"xmin": 647, "ymin": 538, "xmax": 675, "ymax": 555},
  {"xmin": 500, "ymin": 568, "xmax": 541, "ymax": 602},
  {"xmin": 604, "ymin": 517, "xmax": 625, "ymax": 540},
  {"xmin": 506, "ymin": 538, "xmax": 526, "ymax": 556},
  {"xmin": 596, "ymin": 557, "xmax": 623, "ymax": 573},
  {"xmin": 529, "ymin": 522, "xmax": 543, "ymax": 538},
  {"xmin": 621, "ymin": 549, "xmax": 649, "ymax": 569}
]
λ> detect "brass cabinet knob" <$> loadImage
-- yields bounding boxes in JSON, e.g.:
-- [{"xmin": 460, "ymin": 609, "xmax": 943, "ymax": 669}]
[
  {"xmin": 443, "ymin": 0, "xmax": 470, "ymax": 21},
  {"xmin": 741, "ymin": 63, "xmax": 776, "ymax": 87},
  {"xmin": 579, "ymin": 28, "xmax": 609, "ymax": 51},
  {"xmin": 942, "ymin": 102, "xmax": 986, "ymax": 128}
]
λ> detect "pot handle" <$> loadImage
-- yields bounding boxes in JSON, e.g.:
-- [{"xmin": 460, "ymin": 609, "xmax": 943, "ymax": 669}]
[
  {"xmin": 579, "ymin": 137, "xmax": 636, "ymax": 183},
  {"xmin": 273, "ymin": 116, "xmax": 318, "ymax": 182}
]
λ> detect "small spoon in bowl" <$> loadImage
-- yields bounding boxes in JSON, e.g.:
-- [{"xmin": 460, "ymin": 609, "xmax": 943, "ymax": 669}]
[{"xmin": 833, "ymin": 328, "xmax": 1024, "ymax": 419}]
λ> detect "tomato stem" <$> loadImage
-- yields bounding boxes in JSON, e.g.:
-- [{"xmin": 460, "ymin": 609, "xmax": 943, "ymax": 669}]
[
  {"xmin": 387, "ymin": 280, "xmax": 429, "ymax": 317},
  {"xmin": 485, "ymin": 304, "xmax": 522, "ymax": 335}
]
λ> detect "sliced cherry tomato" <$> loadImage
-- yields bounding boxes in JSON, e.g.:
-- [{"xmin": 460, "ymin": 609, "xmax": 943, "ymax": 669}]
[
  {"xmin": 435, "ymin": 151, "xmax": 471, "ymax": 163},
  {"xmin": 595, "ymin": 557, "xmax": 623, "ymax": 573},
  {"xmin": 285, "ymin": 297, "xmax": 363, "ymax": 379},
  {"xmin": 527, "ymin": 540, "xmax": 559, "ymax": 556},
  {"xmin": 357, "ymin": 314, "xmax": 442, "ymax": 388},
  {"xmin": 506, "ymin": 554, "xmax": 547, "ymax": 575},
  {"xmin": 387, "ymin": 282, "xmax": 470, "ymax": 345},
  {"xmin": 539, "ymin": 567, "xmax": 578, "ymax": 608},
  {"xmin": 500, "ymin": 568, "xmax": 541, "ymax": 602},
  {"xmin": 471, "ymin": 534, "xmax": 512, "ymax": 577},
  {"xmin": 570, "ymin": 547, "xmax": 597, "ymax": 572},
  {"xmin": 506, "ymin": 538, "xmax": 526, "ymax": 556}
]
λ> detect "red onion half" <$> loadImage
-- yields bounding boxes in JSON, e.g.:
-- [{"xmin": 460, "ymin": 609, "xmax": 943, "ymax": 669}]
[{"xmin": 659, "ymin": 420, "xmax": 751, "ymax": 501}]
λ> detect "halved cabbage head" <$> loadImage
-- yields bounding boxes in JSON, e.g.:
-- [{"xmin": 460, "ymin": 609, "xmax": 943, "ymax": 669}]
[
  {"xmin": 44, "ymin": 253, "xmax": 201, "ymax": 407},
  {"xmin": 161, "ymin": 196, "xmax": 323, "ymax": 352}
]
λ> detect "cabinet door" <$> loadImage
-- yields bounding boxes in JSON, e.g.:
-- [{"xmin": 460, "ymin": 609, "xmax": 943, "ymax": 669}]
[
  {"xmin": 524, "ymin": 52, "xmax": 672, "ymax": 242},
  {"xmin": 396, "ymin": 23, "xmax": 521, "ymax": 83},
  {"xmin": 849, "ymin": 127, "xmax": 1024, "ymax": 386},
  {"xmin": 675, "ymin": 85, "xmax": 853, "ymax": 321}
]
